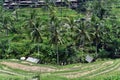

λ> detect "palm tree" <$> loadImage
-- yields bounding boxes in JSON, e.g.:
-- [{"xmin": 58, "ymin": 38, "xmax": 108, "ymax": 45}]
[
  {"xmin": 23, "ymin": 8, "xmax": 43, "ymax": 56},
  {"xmin": 49, "ymin": 8, "xmax": 63, "ymax": 64},
  {"xmin": 30, "ymin": 18, "xmax": 43, "ymax": 56},
  {"xmin": 0, "ymin": 15, "xmax": 12, "ymax": 36},
  {"xmin": 12, "ymin": 7, "xmax": 19, "ymax": 21},
  {"xmin": 92, "ymin": 0, "xmax": 107, "ymax": 20},
  {"xmin": 91, "ymin": 15, "xmax": 104, "ymax": 57},
  {"xmin": 75, "ymin": 18, "xmax": 91, "ymax": 48},
  {"xmin": 23, "ymin": 9, "xmax": 36, "ymax": 35}
]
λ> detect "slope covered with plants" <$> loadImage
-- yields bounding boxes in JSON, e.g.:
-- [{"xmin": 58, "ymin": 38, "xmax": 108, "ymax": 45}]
[{"xmin": 0, "ymin": 0, "xmax": 120, "ymax": 65}]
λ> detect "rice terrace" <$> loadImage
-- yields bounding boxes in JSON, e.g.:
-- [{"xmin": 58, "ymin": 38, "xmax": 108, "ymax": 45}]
[{"xmin": 0, "ymin": 0, "xmax": 120, "ymax": 80}]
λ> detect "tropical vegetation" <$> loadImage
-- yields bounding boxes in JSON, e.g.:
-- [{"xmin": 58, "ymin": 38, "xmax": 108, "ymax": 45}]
[{"xmin": 0, "ymin": 0, "xmax": 119, "ymax": 65}]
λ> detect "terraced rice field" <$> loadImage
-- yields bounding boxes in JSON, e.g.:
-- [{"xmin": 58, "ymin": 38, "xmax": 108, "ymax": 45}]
[{"xmin": 0, "ymin": 59, "xmax": 120, "ymax": 80}]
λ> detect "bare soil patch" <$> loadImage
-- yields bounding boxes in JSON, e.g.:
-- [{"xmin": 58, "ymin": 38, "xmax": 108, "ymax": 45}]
[
  {"xmin": 59, "ymin": 61, "xmax": 114, "ymax": 78},
  {"xmin": 0, "ymin": 60, "xmax": 116, "ymax": 79},
  {"xmin": 1, "ymin": 62, "xmax": 56, "ymax": 72}
]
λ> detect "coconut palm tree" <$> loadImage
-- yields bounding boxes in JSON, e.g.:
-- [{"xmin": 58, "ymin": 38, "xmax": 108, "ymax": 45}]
[
  {"xmin": 90, "ymin": 15, "xmax": 104, "ymax": 57},
  {"xmin": 74, "ymin": 18, "xmax": 91, "ymax": 48},
  {"xmin": 92, "ymin": 0, "xmax": 107, "ymax": 20},
  {"xmin": 0, "ymin": 15, "xmax": 12, "ymax": 36},
  {"xmin": 23, "ymin": 8, "xmax": 43, "ymax": 55},
  {"xmin": 23, "ymin": 9, "xmax": 37, "ymax": 35},
  {"xmin": 49, "ymin": 8, "xmax": 63, "ymax": 64},
  {"xmin": 12, "ymin": 8, "xmax": 19, "ymax": 21},
  {"xmin": 30, "ymin": 18, "xmax": 43, "ymax": 56}
]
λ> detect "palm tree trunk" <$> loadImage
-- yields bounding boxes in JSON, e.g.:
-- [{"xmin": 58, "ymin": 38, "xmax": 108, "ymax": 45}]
[
  {"xmin": 6, "ymin": 29, "xmax": 8, "ymax": 36},
  {"xmin": 56, "ymin": 44, "xmax": 59, "ymax": 65},
  {"xmin": 61, "ymin": 0, "xmax": 63, "ymax": 19},
  {"xmin": 38, "ymin": 44, "xmax": 40, "ymax": 56},
  {"xmin": 95, "ymin": 43, "xmax": 98, "ymax": 57}
]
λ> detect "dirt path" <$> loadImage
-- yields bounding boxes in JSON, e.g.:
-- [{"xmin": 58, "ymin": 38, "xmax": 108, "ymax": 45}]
[
  {"xmin": 0, "ymin": 60, "xmax": 119, "ymax": 79},
  {"xmin": 1, "ymin": 62, "xmax": 56, "ymax": 73},
  {"xmin": 57, "ymin": 61, "xmax": 114, "ymax": 78},
  {"xmin": 89, "ymin": 61, "xmax": 120, "ymax": 77}
]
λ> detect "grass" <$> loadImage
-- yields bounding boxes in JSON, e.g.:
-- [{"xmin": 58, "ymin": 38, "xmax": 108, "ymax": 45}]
[
  {"xmin": 0, "ymin": 59, "xmax": 120, "ymax": 80},
  {"xmin": 0, "ymin": 73, "xmax": 29, "ymax": 80}
]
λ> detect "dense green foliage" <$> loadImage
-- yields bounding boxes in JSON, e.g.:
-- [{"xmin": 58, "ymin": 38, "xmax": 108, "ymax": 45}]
[{"xmin": 0, "ymin": 0, "xmax": 120, "ymax": 65}]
